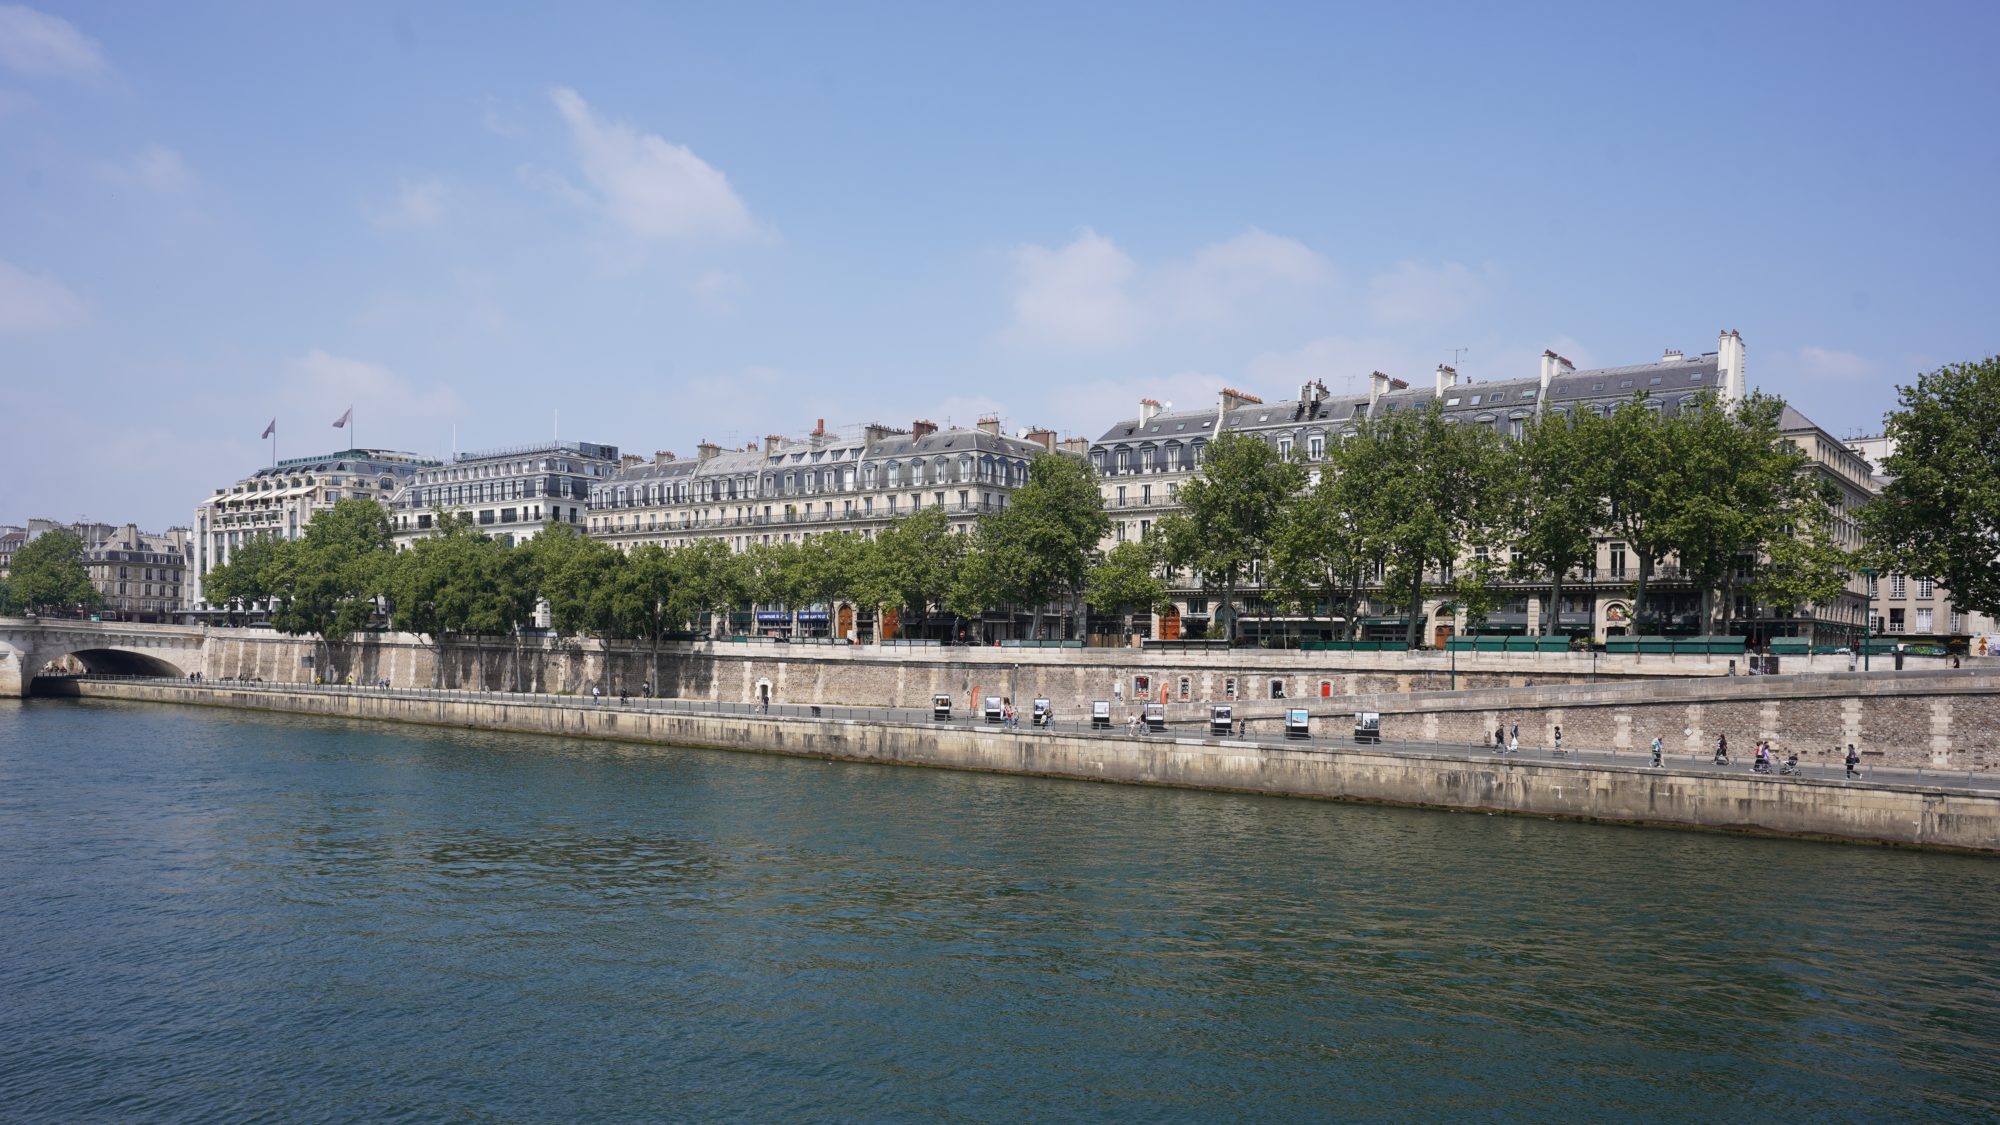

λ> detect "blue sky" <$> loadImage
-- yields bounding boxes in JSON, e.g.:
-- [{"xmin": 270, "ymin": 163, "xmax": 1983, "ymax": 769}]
[{"xmin": 3, "ymin": 1, "xmax": 1996, "ymax": 530}]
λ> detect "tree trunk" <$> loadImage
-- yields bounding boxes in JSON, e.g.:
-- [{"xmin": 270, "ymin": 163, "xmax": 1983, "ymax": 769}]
[
  {"xmin": 651, "ymin": 631, "xmax": 661, "ymax": 696},
  {"xmin": 1404, "ymin": 565, "xmax": 1424, "ymax": 651},
  {"xmin": 1548, "ymin": 569, "xmax": 1565, "ymax": 639},
  {"xmin": 1031, "ymin": 603, "xmax": 1044, "ymax": 641},
  {"xmin": 1221, "ymin": 570, "xmax": 1238, "ymax": 642},
  {"xmin": 1634, "ymin": 553, "xmax": 1654, "ymax": 635}
]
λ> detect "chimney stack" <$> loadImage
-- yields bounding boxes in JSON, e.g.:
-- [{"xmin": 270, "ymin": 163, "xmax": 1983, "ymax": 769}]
[
  {"xmin": 912, "ymin": 419, "xmax": 938, "ymax": 441},
  {"xmin": 764, "ymin": 434, "xmax": 785, "ymax": 456},
  {"xmin": 620, "ymin": 453, "xmax": 644, "ymax": 469},
  {"xmin": 654, "ymin": 450, "xmax": 675, "ymax": 465},
  {"xmin": 1138, "ymin": 397, "xmax": 1162, "ymax": 425},
  {"xmin": 697, "ymin": 441, "xmax": 721, "ymax": 462},
  {"xmin": 1367, "ymin": 370, "xmax": 1392, "ymax": 416},
  {"xmin": 976, "ymin": 416, "xmax": 1001, "ymax": 436},
  {"xmin": 1059, "ymin": 436, "xmax": 1090, "ymax": 456},
  {"xmin": 1435, "ymin": 364, "xmax": 1458, "ymax": 398},
  {"xmin": 1216, "ymin": 387, "xmax": 1265, "ymax": 418},
  {"xmin": 1024, "ymin": 426, "xmax": 1056, "ymax": 452},
  {"xmin": 1717, "ymin": 329, "xmax": 1746, "ymax": 407}
]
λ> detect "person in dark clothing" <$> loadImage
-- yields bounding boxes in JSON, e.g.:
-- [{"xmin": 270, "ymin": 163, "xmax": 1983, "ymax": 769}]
[{"xmin": 1846, "ymin": 743, "xmax": 1861, "ymax": 779}]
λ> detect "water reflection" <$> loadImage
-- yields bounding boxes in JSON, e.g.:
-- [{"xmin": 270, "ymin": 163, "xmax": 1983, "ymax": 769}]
[{"xmin": 1, "ymin": 697, "xmax": 1996, "ymax": 1122}]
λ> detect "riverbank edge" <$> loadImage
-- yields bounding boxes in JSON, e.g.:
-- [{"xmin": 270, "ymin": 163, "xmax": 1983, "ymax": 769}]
[{"xmin": 57, "ymin": 680, "xmax": 2000, "ymax": 854}]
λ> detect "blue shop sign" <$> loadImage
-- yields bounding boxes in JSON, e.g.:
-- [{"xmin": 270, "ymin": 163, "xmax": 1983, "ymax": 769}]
[
  {"xmin": 755, "ymin": 612, "xmax": 791, "ymax": 623},
  {"xmin": 796, "ymin": 611, "xmax": 830, "ymax": 622}
]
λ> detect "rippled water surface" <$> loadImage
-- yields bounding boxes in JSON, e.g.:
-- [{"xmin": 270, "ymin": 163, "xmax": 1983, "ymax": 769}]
[{"xmin": 2, "ymin": 699, "xmax": 1997, "ymax": 1122}]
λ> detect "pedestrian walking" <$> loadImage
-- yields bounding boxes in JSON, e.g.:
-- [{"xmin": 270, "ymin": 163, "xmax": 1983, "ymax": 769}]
[
  {"xmin": 1508, "ymin": 730, "xmax": 1519, "ymax": 754},
  {"xmin": 1846, "ymin": 743, "xmax": 1861, "ymax": 779},
  {"xmin": 592, "ymin": 684, "xmax": 601, "ymax": 705},
  {"xmin": 1494, "ymin": 725, "xmax": 1506, "ymax": 752},
  {"xmin": 1553, "ymin": 725, "xmax": 1564, "ymax": 754},
  {"xmin": 1651, "ymin": 736, "xmax": 1664, "ymax": 768}
]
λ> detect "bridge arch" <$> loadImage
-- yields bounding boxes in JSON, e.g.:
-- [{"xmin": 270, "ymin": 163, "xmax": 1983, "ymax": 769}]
[{"xmin": 53, "ymin": 647, "xmax": 190, "ymax": 678}]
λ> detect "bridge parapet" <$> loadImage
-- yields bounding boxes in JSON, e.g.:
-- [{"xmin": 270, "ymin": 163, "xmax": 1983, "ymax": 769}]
[{"xmin": 0, "ymin": 616, "xmax": 207, "ymax": 696}]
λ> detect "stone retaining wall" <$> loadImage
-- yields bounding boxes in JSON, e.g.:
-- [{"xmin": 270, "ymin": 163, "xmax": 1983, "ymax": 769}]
[{"xmin": 64, "ymin": 681, "xmax": 2000, "ymax": 854}]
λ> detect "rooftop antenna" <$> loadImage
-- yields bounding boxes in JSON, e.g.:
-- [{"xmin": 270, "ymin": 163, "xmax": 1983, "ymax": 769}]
[{"xmin": 1451, "ymin": 347, "xmax": 1469, "ymax": 369}]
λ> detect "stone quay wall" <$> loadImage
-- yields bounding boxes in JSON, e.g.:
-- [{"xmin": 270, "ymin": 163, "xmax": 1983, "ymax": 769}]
[
  {"xmin": 64, "ymin": 680, "xmax": 2000, "ymax": 854},
  {"xmin": 195, "ymin": 628, "xmax": 1755, "ymax": 708}
]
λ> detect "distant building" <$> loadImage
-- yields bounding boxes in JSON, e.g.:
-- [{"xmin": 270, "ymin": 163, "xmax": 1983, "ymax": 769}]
[
  {"xmin": 1091, "ymin": 331, "xmax": 1869, "ymax": 648},
  {"xmin": 388, "ymin": 440, "xmax": 619, "ymax": 548},
  {"xmin": 586, "ymin": 418, "xmax": 1077, "ymax": 639},
  {"xmin": 190, "ymin": 447, "xmax": 438, "ymax": 612},
  {"xmin": 2, "ymin": 519, "xmax": 191, "ymax": 623}
]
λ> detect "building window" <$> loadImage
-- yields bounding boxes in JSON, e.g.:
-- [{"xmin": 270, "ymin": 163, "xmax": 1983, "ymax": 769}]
[
  {"xmin": 1609, "ymin": 542, "xmax": 1627, "ymax": 578},
  {"xmin": 1917, "ymin": 608, "xmax": 1934, "ymax": 632},
  {"xmin": 1890, "ymin": 574, "xmax": 1906, "ymax": 599},
  {"xmin": 1889, "ymin": 608, "xmax": 1905, "ymax": 631},
  {"xmin": 1917, "ymin": 577, "xmax": 1934, "ymax": 598},
  {"xmin": 1866, "ymin": 574, "xmax": 1878, "ymax": 598},
  {"xmin": 1308, "ymin": 435, "xmax": 1325, "ymax": 460},
  {"xmin": 1177, "ymin": 677, "xmax": 1191, "ymax": 702},
  {"xmin": 1269, "ymin": 679, "xmax": 1286, "ymax": 700}
]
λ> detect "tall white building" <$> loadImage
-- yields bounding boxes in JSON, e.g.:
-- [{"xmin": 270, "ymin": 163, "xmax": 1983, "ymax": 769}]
[
  {"xmin": 190, "ymin": 447, "xmax": 437, "ymax": 611},
  {"xmin": 389, "ymin": 440, "xmax": 619, "ymax": 548}
]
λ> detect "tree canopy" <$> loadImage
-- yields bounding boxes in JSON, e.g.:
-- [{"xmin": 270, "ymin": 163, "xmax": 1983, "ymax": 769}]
[
  {"xmin": 7, "ymin": 529, "xmax": 102, "ymax": 616},
  {"xmin": 1156, "ymin": 431, "xmax": 1304, "ymax": 640},
  {"xmin": 1859, "ymin": 356, "xmax": 2000, "ymax": 617}
]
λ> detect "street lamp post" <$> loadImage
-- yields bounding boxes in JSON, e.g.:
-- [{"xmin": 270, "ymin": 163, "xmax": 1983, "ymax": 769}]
[{"xmin": 1860, "ymin": 566, "xmax": 1875, "ymax": 673}]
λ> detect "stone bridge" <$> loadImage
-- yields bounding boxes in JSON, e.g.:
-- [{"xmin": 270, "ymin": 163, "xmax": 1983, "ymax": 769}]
[{"xmin": 0, "ymin": 616, "xmax": 206, "ymax": 696}]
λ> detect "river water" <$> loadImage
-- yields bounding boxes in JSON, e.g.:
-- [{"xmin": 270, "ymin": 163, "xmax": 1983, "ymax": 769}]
[{"xmin": 2, "ymin": 698, "xmax": 1996, "ymax": 1122}]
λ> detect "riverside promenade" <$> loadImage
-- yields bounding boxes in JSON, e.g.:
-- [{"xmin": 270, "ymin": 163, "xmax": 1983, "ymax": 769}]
[{"xmin": 47, "ymin": 675, "xmax": 2000, "ymax": 853}]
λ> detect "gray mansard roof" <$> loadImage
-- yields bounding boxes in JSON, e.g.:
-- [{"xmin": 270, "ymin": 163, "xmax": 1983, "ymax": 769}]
[
  {"xmin": 603, "ymin": 424, "xmax": 1056, "ymax": 494},
  {"xmin": 1090, "ymin": 353, "xmax": 1726, "ymax": 458}
]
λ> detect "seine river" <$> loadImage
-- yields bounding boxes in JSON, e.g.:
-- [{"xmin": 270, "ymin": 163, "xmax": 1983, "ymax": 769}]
[{"xmin": 3, "ymin": 699, "xmax": 1997, "ymax": 1122}]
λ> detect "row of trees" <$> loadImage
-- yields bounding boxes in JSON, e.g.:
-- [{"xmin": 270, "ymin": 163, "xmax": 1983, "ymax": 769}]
[
  {"xmin": 201, "ymin": 456, "xmax": 1128, "ymax": 685},
  {"xmin": 204, "ymin": 386, "xmax": 1866, "ymax": 667},
  {"xmin": 1155, "ymin": 389, "xmax": 1854, "ymax": 647}
]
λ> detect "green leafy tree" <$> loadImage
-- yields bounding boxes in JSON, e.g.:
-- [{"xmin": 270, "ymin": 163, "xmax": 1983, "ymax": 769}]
[
  {"xmin": 529, "ymin": 524, "xmax": 624, "ymax": 638},
  {"xmin": 384, "ymin": 515, "xmax": 494, "ymax": 686},
  {"xmin": 1507, "ymin": 407, "xmax": 1611, "ymax": 638},
  {"xmin": 1156, "ymin": 431, "xmax": 1305, "ymax": 642},
  {"xmin": 200, "ymin": 537, "xmax": 285, "ymax": 624},
  {"xmin": 668, "ymin": 538, "xmax": 747, "ymax": 636},
  {"xmin": 1338, "ymin": 403, "xmax": 1509, "ymax": 649},
  {"xmin": 863, "ymin": 506, "xmax": 968, "ymax": 640},
  {"xmin": 7, "ymin": 529, "xmax": 103, "ymax": 617},
  {"xmin": 1084, "ymin": 538, "xmax": 1169, "ymax": 638},
  {"xmin": 264, "ymin": 498, "xmax": 393, "ymax": 679},
  {"xmin": 1268, "ymin": 457, "xmax": 1372, "ymax": 640},
  {"xmin": 1859, "ymin": 356, "xmax": 2000, "ymax": 617},
  {"xmin": 0, "ymin": 575, "xmax": 13, "ymax": 615},
  {"xmin": 1599, "ymin": 396, "xmax": 1683, "ymax": 633},
  {"xmin": 957, "ymin": 455, "xmax": 1108, "ymax": 639},
  {"xmin": 610, "ymin": 542, "xmax": 680, "ymax": 689},
  {"xmin": 461, "ymin": 538, "xmax": 540, "ymax": 690}
]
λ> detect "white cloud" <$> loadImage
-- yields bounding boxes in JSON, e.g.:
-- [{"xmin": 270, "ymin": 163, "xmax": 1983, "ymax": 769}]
[
  {"xmin": 1005, "ymin": 227, "xmax": 1332, "ymax": 349},
  {"xmin": 690, "ymin": 268, "xmax": 746, "ymax": 314},
  {"xmin": 370, "ymin": 177, "xmax": 448, "ymax": 227},
  {"xmin": 1368, "ymin": 261, "xmax": 1490, "ymax": 325},
  {"xmin": 1157, "ymin": 228, "xmax": 1331, "ymax": 323},
  {"xmin": 1005, "ymin": 228, "xmax": 1146, "ymax": 349},
  {"xmin": 1797, "ymin": 345, "xmax": 1874, "ymax": 381},
  {"xmin": 286, "ymin": 350, "xmax": 461, "ymax": 420},
  {"xmin": 1247, "ymin": 335, "xmax": 1439, "ymax": 396},
  {"xmin": 0, "ymin": 5, "xmax": 106, "ymax": 79},
  {"xmin": 100, "ymin": 144, "xmax": 194, "ymax": 194},
  {"xmin": 548, "ymin": 86, "xmax": 760, "ymax": 240},
  {"xmin": 0, "ymin": 258, "xmax": 85, "ymax": 334},
  {"xmin": 1047, "ymin": 369, "xmax": 1226, "ymax": 438}
]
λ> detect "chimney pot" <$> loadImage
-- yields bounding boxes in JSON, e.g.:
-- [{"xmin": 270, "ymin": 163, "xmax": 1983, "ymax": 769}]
[{"xmin": 912, "ymin": 419, "xmax": 938, "ymax": 441}]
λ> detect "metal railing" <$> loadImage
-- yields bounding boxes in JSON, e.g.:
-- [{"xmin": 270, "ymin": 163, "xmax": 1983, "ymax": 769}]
[{"xmin": 56, "ymin": 673, "xmax": 1998, "ymax": 792}]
